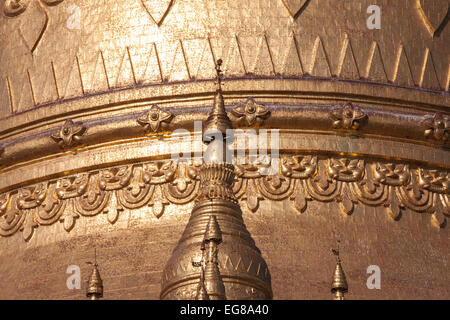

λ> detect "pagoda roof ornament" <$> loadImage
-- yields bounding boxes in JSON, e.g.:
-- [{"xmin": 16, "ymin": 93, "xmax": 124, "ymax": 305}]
[
  {"xmin": 203, "ymin": 215, "xmax": 223, "ymax": 243},
  {"xmin": 215, "ymin": 59, "xmax": 223, "ymax": 92},
  {"xmin": 202, "ymin": 215, "xmax": 226, "ymax": 300},
  {"xmin": 193, "ymin": 215, "xmax": 225, "ymax": 300},
  {"xmin": 192, "ymin": 240, "xmax": 210, "ymax": 300},
  {"xmin": 86, "ymin": 248, "xmax": 104, "ymax": 300},
  {"xmin": 203, "ymin": 59, "xmax": 233, "ymax": 143},
  {"xmin": 331, "ymin": 240, "xmax": 348, "ymax": 300}
]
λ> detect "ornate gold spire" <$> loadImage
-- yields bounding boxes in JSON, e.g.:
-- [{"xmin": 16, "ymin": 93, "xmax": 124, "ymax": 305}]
[
  {"xmin": 193, "ymin": 241, "xmax": 210, "ymax": 300},
  {"xmin": 203, "ymin": 59, "xmax": 233, "ymax": 142},
  {"xmin": 203, "ymin": 215, "xmax": 223, "ymax": 243},
  {"xmin": 192, "ymin": 215, "xmax": 225, "ymax": 300},
  {"xmin": 202, "ymin": 215, "xmax": 226, "ymax": 300},
  {"xmin": 160, "ymin": 60, "xmax": 272, "ymax": 300},
  {"xmin": 86, "ymin": 249, "xmax": 104, "ymax": 300},
  {"xmin": 331, "ymin": 241, "xmax": 348, "ymax": 300}
]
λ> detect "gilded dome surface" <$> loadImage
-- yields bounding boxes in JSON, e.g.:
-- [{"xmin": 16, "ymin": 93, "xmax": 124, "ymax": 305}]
[
  {"xmin": 0, "ymin": 0, "xmax": 448, "ymax": 300},
  {"xmin": 0, "ymin": 0, "xmax": 448, "ymax": 117}
]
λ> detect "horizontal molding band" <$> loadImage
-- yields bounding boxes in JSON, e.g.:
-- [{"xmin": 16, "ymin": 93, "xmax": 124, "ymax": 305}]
[
  {"xmin": 0, "ymin": 131, "xmax": 448, "ymax": 195},
  {"xmin": 0, "ymin": 95, "xmax": 448, "ymax": 170},
  {"xmin": 0, "ymin": 78, "xmax": 449, "ymax": 138},
  {"xmin": 0, "ymin": 153, "xmax": 448, "ymax": 243}
]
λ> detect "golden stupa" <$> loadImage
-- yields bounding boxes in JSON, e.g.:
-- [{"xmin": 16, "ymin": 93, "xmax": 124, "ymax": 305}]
[{"xmin": 0, "ymin": 0, "xmax": 449, "ymax": 299}]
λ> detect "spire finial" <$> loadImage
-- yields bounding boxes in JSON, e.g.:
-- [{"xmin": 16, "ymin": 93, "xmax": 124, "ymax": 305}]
[
  {"xmin": 331, "ymin": 238, "xmax": 341, "ymax": 263},
  {"xmin": 203, "ymin": 58, "xmax": 232, "ymax": 142},
  {"xmin": 215, "ymin": 59, "xmax": 223, "ymax": 92}
]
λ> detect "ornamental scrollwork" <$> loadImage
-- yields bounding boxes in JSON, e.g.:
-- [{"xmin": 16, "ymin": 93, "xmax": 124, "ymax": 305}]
[
  {"xmin": 137, "ymin": 104, "xmax": 173, "ymax": 133},
  {"xmin": 231, "ymin": 98, "xmax": 271, "ymax": 126},
  {"xmin": 3, "ymin": 0, "xmax": 29, "ymax": 17},
  {"xmin": 51, "ymin": 119, "xmax": 86, "ymax": 149},
  {"xmin": 330, "ymin": 102, "xmax": 368, "ymax": 130},
  {"xmin": 349, "ymin": 166, "xmax": 388, "ymax": 207},
  {"xmin": 3, "ymin": 0, "xmax": 64, "ymax": 17},
  {"xmin": 421, "ymin": 112, "xmax": 449, "ymax": 143},
  {"xmin": 374, "ymin": 163, "xmax": 410, "ymax": 186},
  {"xmin": 418, "ymin": 168, "xmax": 449, "ymax": 193},
  {"xmin": 328, "ymin": 158, "xmax": 365, "ymax": 182},
  {"xmin": 0, "ymin": 155, "xmax": 448, "ymax": 242},
  {"xmin": 281, "ymin": 155, "xmax": 317, "ymax": 179}
]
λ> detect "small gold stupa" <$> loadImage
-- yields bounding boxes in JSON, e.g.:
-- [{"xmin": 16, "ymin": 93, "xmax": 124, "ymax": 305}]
[
  {"xmin": 331, "ymin": 242, "xmax": 348, "ymax": 300},
  {"xmin": 86, "ymin": 249, "xmax": 103, "ymax": 300}
]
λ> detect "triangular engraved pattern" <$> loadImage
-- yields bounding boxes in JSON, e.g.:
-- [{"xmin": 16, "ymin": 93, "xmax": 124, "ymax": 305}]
[
  {"xmin": 133, "ymin": 43, "xmax": 163, "ymax": 84},
  {"xmin": 251, "ymin": 35, "xmax": 276, "ymax": 76},
  {"xmin": 3, "ymin": 34, "xmax": 449, "ymax": 116},
  {"xmin": 28, "ymin": 60, "xmax": 59, "ymax": 105},
  {"xmin": 419, "ymin": 48, "xmax": 441, "ymax": 90},
  {"xmin": 308, "ymin": 36, "xmax": 332, "ymax": 77},
  {"xmin": 392, "ymin": 45, "xmax": 415, "ymax": 87},
  {"xmin": 364, "ymin": 41, "xmax": 388, "ymax": 82},
  {"xmin": 281, "ymin": 34, "xmax": 304, "ymax": 76},
  {"xmin": 78, "ymin": 50, "xmax": 110, "ymax": 93},
  {"xmin": 337, "ymin": 35, "xmax": 360, "ymax": 80},
  {"xmin": 103, "ymin": 48, "xmax": 136, "ymax": 88},
  {"xmin": 57, "ymin": 56, "xmax": 84, "ymax": 99}
]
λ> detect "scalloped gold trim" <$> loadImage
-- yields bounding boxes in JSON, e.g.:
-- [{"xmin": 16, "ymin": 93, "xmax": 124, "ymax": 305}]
[{"xmin": 1, "ymin": 154, "xmax": 448, "ymax": 242}]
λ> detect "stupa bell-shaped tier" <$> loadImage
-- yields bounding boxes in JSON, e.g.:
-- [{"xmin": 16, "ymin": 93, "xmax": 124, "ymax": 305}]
[{"xmin": 160, "ymin": 190, "xmax": 272, "ymax": 299}]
